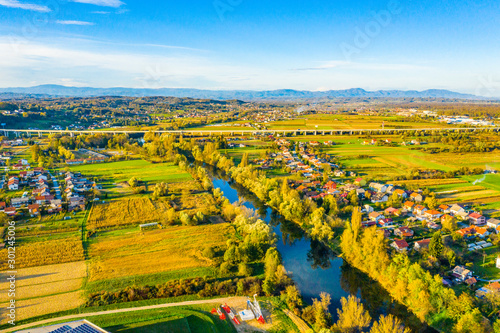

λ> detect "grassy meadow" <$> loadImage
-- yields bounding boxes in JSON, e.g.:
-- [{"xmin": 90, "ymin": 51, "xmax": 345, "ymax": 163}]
[
  {"xmin": 68, "ymin": 160, "xmax": 193, "ymax": 198},
  {"xmin": 87, "ymin": 198, "xmax": 172, "ymax": 229}
]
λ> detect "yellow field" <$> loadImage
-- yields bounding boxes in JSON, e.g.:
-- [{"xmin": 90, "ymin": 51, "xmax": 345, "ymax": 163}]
[
  {"xmin": 89, "ymin": 224, "xmax": 234, "ymax": 281},
  {"xmin": 0, "ymin": 291, "xmax": 84, "ymax": 325},
  {"xmin": 0, "ymin": 262, "xmax": 86, "ymax": 324},
  {"xmin": 87, "ymin": 198, "xmax": 172, "ymax": 229},
  {"xmin": 392, "ymin": 178, "xmax": 467, "ymax": 186},
  {"xmin": 0, "ymin": 238, "xmax": 84, "ymax": 270},
  {"xmin": 0, "ymin": 261, "xmax": 86, "ymax": 303}
]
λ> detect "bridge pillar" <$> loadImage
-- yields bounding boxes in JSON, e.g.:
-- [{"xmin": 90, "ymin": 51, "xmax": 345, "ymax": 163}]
[
  {"xmin": 314, "ymin": 131, "xmax": 317, "ymax": 136},
  {"xmin": 38, "ymin": 131, "xmax": 41, "ymax": 138},
  {"xmin": 330, "ymin": 131, "xmax": 333, "ymax": 135},
  {"xmin": 70, "ymin": 132, "xmax": 74, "ymax": 137}
]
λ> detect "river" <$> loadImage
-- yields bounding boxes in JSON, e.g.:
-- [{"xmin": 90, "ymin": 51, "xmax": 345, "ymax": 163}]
[{"xmin": 210, "ymin": 170, "xmax": 437, "ymax": 332}]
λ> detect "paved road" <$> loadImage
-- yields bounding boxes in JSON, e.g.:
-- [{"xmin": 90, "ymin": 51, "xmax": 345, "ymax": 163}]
[{"xmin": 9, "ymin": 297, "xmax": 244, "ymax": 333}]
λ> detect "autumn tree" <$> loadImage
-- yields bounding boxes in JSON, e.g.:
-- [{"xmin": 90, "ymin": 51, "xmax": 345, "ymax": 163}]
[
  {"xmin": 370, "ymin": 314, "xmax": 411, "ymax": 333},
  {"xmin": 334, "ymin": 295, "xmax": 371, "ymax": 333}
]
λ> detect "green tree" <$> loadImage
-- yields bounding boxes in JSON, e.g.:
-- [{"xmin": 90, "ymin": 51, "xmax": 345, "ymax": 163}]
[
  {"xmin": 429, "ymin": 231, "xmax": 444, "ymax": 258},
  {"xmin": 128, "ymin": 176, "xmax": 139, "ymax": 188}
]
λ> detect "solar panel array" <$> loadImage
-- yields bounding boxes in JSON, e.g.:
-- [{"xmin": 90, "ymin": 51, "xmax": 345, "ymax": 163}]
[
  {"xmin": 49, "ymin": 325, "xmax": 72, "ymax": 333},
  {"xmin": 67, "ymin": 324, "xmax": 103, "ymax": 333},
  {"xmin": 49, "ymin": 323, "xmax": 103, "ymax": 333}
]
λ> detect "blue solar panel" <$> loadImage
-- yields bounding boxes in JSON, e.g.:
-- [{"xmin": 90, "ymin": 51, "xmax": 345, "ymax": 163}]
[
  {"xmin": 67, "ymin": 324, "xmax": 102, "ymax": 333},
  {"xmin": 49, "ymin": 325, "xmax": 72, "ymax": 333}
]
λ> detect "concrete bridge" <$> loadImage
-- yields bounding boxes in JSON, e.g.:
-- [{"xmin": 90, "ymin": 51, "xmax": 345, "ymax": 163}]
[{"xmin": 2, "ymin": 126, "xmax": 500, "ymax": 138}]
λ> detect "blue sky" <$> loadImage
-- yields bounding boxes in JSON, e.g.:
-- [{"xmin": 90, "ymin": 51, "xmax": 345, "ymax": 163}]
[{"xmin": 0, "ymin": 0, "xmax": 499, "ymax": 95}]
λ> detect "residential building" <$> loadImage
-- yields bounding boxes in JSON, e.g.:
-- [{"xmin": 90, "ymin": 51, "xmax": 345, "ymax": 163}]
[
  {"xmin": 414, "ymin": 239, "xmax": 431, "ymax": 251},
  {"xmin": 452, "ymin": 266, "xmax": 473, "ymax": 282},
  {"xmin": 391, "ymin": 239, "xmax": 409, "ymax": 252},
  {"xmin": 469, "ymin": 213, "xmax": 486, "ymax": 225}
]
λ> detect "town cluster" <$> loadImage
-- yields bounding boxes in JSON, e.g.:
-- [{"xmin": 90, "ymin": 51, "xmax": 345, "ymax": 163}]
[
  {"xmin": 1, "ymin": 161, "xmax": 96, "ymax": 218},
  {"xmin": 253, "ymin": 138, "xmax": 500, "ymax": 290}
]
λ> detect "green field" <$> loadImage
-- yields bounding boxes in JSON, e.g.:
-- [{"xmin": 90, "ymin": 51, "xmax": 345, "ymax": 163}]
[
  {"xmin": 69, "ymin": 160, "xmax": 192, "ymax": 183},
  {"xmin": 67, "ymin": 160, "xmax": 193, "ymax": 198}
]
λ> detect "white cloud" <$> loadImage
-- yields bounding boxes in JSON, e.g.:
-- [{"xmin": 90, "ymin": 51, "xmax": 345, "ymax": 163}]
[
  {"xmin": 0, "ymin": 0, "xmax": 50, "ymax": 12},
  {"xmin": 56, "ymin": 20, "xmax": 95, "ymax": 26},
  {"xmin": 293, "ymin": 60, "xmax": 429, "ymax": 72},
  {"xmin": 91, "ymin": 11, "xmax": 110, "ymax": 14},
  {"xmin": 69, "ymin": 0, "xmax": 124, "ymax": 8}
]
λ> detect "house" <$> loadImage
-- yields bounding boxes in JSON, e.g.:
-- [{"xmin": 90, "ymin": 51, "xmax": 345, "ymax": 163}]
[
  {"xmin": 11, "ymin": 197, "xmax": 30, "ymax": 208},
  {"xmin": 378, "ymin": 218, "xmax": 394, "ymax": 227},
  {"xmin": 364, "ymin": 205, "xmax": 374, "ymax": 213},
  {"xmin": 455, "ymin": 211, "xmax": 470, "ymax": 221},
  {"xmin": 371, "ymin": 193, "xmax": 388, "ymax": 203},
  {"xmin": 5, "ymin": 207, "xmax": 16, "ymax": 216},
  {"xmin": 486, "ymin": 281, "xmax": 500, "ymax": 293},
  {"xmin": 456, "ymin": 226, "xmax": 476, "ymax": 238},
  {"xmin": 404, "ymin": 201, "xmax": 415, "ymax": 211},
  {"xmin": 469, "ymin": 213, "xmax": 486, "ymax": 225},
  {"xmin": 8, "ymin": 178, "xmax": 19, "ymax": 190},
  {"xmin": 385, "ymin": 185, "xmax": 395, "ymax": 194},
  {"xmin": 369, "ymin": 183, "xmax": 387, "ymax": 193},
  {"xmin": 394, "ymin": 226, "xmax": 414, "ymax": 238},
  {"xmin": 384, "ymin": 207, "xmax": 399, "ymax": 216},
  {"xmin": 414, "ymin": 205, "xmax": 428, "ymax": 216},
  {"xmin": 324, "ymin": 181, "xmax": 337, "ymax": 193},
  {"xmin": 28, "ymin": 204, "xmax": 40, "ymax": 216},
  {"xmin": 450, "ymin": 204, "xmax": 465, "ymax": 215},
  {"xmin": 427, "ymin": 222, "xmax": 442, "ymax": 230},
  {"xmin": 369, "ymin": 212, "xmax": 385, "ymax": 222},
  {"xmin": 393, "ymin": 189, "xmax": 408, "ymax": 198},
  {"xmin": 354, "ymin": 178, "xmax": 366, "ymax": 186},
  {"xmin": 391, "ymin": 239, "xmax": 409, "ymax": 252},
  {"xmin": 439, "ymin": 204, "xmax": 451, "ymax": 213},
  {"xmin": 487, "ymin": 218, "xmax": 500, "ymax": 232},
  {"xmin": 68, "ymin": 196, "xmax": 85, "ymax": 211},
  {"xmin": 424, "ymin": 209, "xmax": 442, "ymax": 221},
  {"xmin": 356, "ymin": 188, "xmax": 366, "ymax": 197},
  {"xmin": 465, "ymin": 277, "xmax": 477, "ymax": 286},
  {"xmin": 475, "ymin": 227, "xmax": 490, "ymax": 238},
  {"xmin": 410, "ymin": 192, "xmax": 423, "ymax": 202},
  {"xmin": 452, "ymin": 266, "xmax": 473, "ymax": 282},
  {"xmin": 334, "ymin": 170, "xmax": 346, "ymax": 177},
  {"xmin": 414, "ymin": 239, "xmax": 431, "ymax": 251}
]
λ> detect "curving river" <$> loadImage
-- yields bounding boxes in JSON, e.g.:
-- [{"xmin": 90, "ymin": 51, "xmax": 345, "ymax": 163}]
[{"xmin": 210, "ymin": 170, "xmax": 437, "ymax": 332}]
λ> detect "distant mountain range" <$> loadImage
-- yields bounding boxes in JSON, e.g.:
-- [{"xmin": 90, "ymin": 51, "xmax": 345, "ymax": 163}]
[{"xmin": 0, "ymin": 85, "xmax": 487, "ymax": 101}]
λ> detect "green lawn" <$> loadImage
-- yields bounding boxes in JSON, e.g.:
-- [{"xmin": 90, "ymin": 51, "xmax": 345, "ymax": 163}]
[
  {"xmin": 68, "ymin": 160, "xmax": 192, "ymax": 184},
  {"xmin": 470, "ymin": 245, "xmax": 500, "ymax": 280},
  {"xmin": 66, "ymin": 160, "xmax": 193, "ymax": 198}
]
